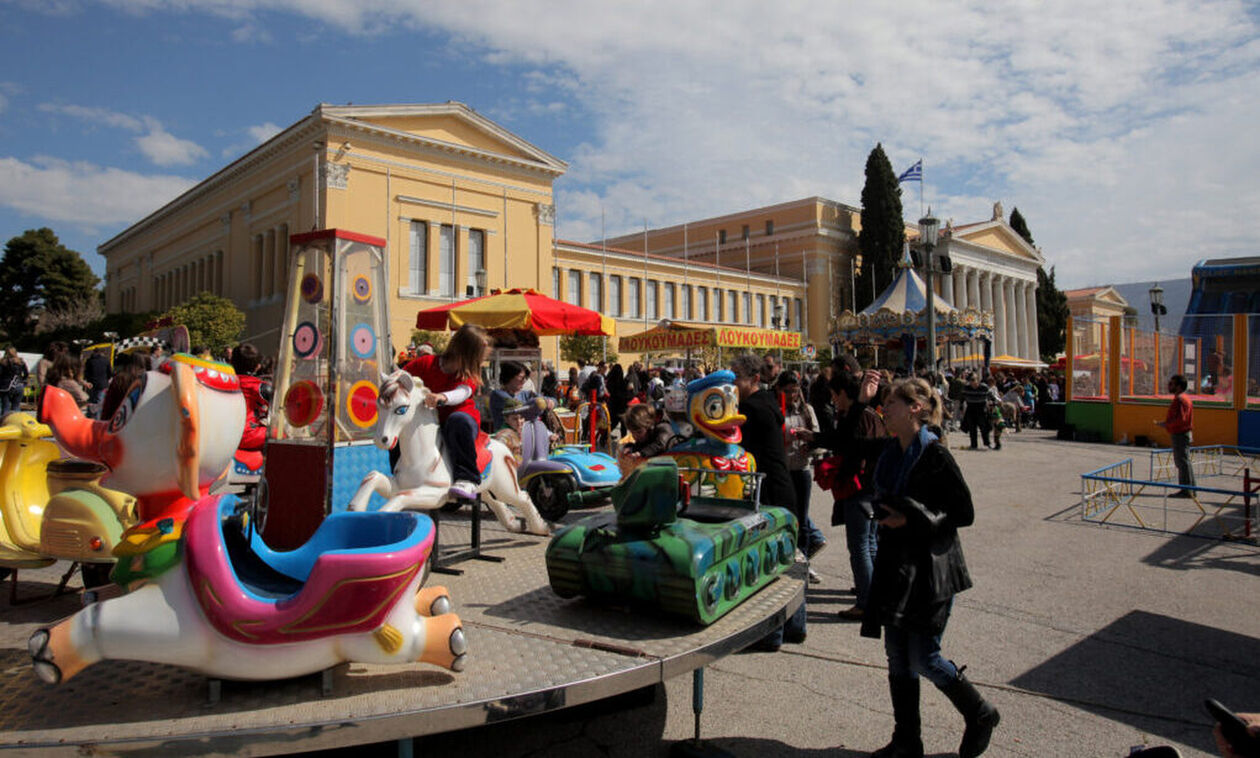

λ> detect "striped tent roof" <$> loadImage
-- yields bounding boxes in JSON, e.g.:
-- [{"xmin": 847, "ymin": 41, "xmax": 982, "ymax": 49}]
[
  {"xmin": 862, "ymin": 266, "xmax": 956, "ymax": 317},
  {"xmin": 830, "ymin": 261, "xmax": 995, "ymax": 346}
]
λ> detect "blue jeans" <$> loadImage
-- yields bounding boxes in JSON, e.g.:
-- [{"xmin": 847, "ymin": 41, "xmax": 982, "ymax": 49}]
[
  {"xmin": 441, "ymin": 411, "xmax": 481, "ymax": 484},
  {"xmin": 883, "ymin": 601, "xmax": 957, "ymax": 687},
  {"xmin": 843, "ymin": 497, "xmax": 878, "ymax": 609},
  {"xmin": 790, "ymin": 469, "xmax": 826, "ymax": 555}
]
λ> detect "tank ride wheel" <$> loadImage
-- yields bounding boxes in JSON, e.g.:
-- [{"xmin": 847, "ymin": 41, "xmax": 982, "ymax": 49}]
[{"xmin": 528, "ymin": 475, "xmax": 575, "ymax": 522}]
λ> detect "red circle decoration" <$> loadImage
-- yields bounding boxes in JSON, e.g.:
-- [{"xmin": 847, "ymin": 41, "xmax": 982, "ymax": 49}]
[
  {"xmin": 346, "ymin": 381, "xmax": 378, "ymax": 428},
  {"xmin": 352, "ymin": 274, "xmax": 372, "ymax": 304},
  {"xmin": 300, "ymin": 273, "xmax": 324, "ymax": 304},
  {"xmin": 293, "ymin": 321, "xmax": 322, "ymax": 359},
  {"xmin": 284, "ymin": 380, "xmax": 324, "ymax": 428}
]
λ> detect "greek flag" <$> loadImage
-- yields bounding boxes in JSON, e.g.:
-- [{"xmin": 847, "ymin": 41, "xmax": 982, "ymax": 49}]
[{"xmin": 897, "ymin": 160, "xmax": 922, "ymax": 183}]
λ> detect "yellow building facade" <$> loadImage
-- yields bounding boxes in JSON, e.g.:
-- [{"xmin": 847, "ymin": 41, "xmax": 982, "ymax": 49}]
[{"xmin": 100, "ymin": 103, "xmax": 565, "ymax": 358}]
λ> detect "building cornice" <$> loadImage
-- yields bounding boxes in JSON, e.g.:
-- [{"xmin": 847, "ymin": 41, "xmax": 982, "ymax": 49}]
[{"xmin": 99, "ymin": 116, "xmax": 322, "ymax": 255}]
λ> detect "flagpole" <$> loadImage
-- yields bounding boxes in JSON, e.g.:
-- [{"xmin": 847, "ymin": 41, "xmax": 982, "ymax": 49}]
[
  {"xmin": 607, "ymin": 206, "xmax": 612, "ymax": 360},
  {"xmin": 683, "ymin": 223, "xmax": 689, "ymax": 320},
  {"xmin": 745, "ymin": 234, "xmax": 751, "ymax": 324},
  {"xmin": 920, "ymin": 157, "xmax": 925, "ymax": 218},
  {"xmin": 643, "ymin": 219, "xmax": 649, "ymax": 330}
]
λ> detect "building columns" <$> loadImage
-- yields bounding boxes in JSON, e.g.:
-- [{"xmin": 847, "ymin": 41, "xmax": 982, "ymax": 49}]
[{"xmin": 990, "ymin": 274, "xmax": 1005, "ymax": 355}]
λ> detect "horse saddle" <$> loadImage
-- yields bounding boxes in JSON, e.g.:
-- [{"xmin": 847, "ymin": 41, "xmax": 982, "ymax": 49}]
[{"xmin": 184, "ymin": 496, "xmax": 434, "ymax": 645}]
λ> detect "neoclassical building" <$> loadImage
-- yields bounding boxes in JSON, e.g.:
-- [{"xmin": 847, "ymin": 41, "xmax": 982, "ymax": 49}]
[
  {"xmin": 99, "ymin": 103, "xmax": 804, "ymax": 365},
  {"xmin": 99, "ymin": 101, "xmax": 1044, "ymax": 367},
  {"xmin": 604, "ymin": 200, "xmax": 1045, "ymax": 363}
]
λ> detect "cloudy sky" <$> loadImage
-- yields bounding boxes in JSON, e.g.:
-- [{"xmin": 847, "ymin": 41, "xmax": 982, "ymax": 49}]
[{"xmin": 1, "ymin": 0, "xmax": 1256, "ymax": 289}]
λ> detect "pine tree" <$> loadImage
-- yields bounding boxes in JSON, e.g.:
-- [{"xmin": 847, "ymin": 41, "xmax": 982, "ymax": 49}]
[
  {"xmin": 856, "ymin": 144, "xmax": 905, "ymax": 312},
  {"xmin": 1037, "ymin": 266, "xmax": 1069, "ymax": 361}
]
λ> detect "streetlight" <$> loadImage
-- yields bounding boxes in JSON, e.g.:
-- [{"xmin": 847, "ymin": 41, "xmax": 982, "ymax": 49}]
[
  {"xmin": 1149, "ymin": 282, "xmax": 1166, "ymax": 334},
  {"xmin": 918, "ymin": 210, "xmax": 942, "ymax": 372}
]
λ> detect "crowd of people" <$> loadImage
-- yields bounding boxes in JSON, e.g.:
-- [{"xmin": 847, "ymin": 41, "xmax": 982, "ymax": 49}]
[{"xmin": 19, "ymin": 330, "xmax": 1254, "ymax": 755}]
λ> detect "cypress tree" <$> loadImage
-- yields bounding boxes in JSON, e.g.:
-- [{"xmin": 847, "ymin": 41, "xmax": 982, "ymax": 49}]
[
  {"xmin": 856, "ymin": 144, "xmax": 905, "ymax": 312},
  {"xmin": 1008, "ymin": 208, "xmax": 1068, "ymax": 361}
]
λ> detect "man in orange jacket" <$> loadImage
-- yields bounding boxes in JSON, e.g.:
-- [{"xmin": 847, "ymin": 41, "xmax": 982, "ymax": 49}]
[{"xmin": 1156, "ymin": 374, "xmax": 1194, "ymax": 498}]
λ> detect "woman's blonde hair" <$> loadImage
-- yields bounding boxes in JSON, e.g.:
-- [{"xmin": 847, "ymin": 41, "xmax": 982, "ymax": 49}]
[
  {"xmin": 888, "ymin": 377, "xmax": 942, "ymax": 427},
  {"xmin": 442, "ymin": 324, "xmax": 489, "ymax": 383}
]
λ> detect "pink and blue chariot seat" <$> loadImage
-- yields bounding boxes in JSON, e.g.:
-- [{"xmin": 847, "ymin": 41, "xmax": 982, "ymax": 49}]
[{"xmin": 184, "ymin": 496, "xmax": 435, "ymax": 645}]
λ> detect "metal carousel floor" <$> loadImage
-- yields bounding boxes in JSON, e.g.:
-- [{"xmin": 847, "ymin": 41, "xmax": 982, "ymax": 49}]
[{"xmin": 0, "ymin": 509, "xmax": 804, "ymax": 756}]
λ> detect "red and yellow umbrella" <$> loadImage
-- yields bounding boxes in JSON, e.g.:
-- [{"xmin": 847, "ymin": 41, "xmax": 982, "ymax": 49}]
[{"xmin": 415, "ymin": 288, "xmax": 615, "ymax": 336}]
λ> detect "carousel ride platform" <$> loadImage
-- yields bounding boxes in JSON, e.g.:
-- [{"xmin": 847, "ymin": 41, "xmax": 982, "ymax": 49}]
[{"xmin": 0, "ymin": 510, "xmax": 804, "ymax": 756}]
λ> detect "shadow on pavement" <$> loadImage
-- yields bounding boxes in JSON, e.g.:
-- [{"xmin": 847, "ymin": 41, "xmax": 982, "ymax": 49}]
[
  {"xmin": 1142, "ymin": 532, "xmax": 1260, "ymax": 576},
  {"xmin": 1010, "ymin": 609, "xmax": 1260, "ymax": 754}
]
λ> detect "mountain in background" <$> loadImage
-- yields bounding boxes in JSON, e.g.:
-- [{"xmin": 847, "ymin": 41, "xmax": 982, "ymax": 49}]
[{"xmin": 1111, "ymin": 278, "xmax": 1193, "ymax": 333}]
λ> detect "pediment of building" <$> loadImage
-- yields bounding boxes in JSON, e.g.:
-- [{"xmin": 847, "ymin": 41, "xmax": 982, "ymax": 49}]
[
  {"xmin": 320, "ymin": 103, "xmax": 567, "ymax": 173},
  {"xmin": 952, "ymin": 222, "xmax": 1042, "ymax": 264}
]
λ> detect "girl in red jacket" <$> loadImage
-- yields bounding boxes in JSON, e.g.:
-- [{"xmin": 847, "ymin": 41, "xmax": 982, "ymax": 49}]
[{"xmin": 402, "ymin": 324, "xmax": 490, "ymax": 500}]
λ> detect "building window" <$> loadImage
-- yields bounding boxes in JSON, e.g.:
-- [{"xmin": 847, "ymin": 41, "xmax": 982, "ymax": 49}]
[
  {"xmin": 609, "ymin": 275, "xmax": 622, "ymax": 317},
  {"xmin": 697, "ymin": 286, "xmax": 708, "ymax": 321},
  {"xmin": 719, "ymin": 229, "xmax": 727, "ymax": 244},
  {"xmin": 439, "ymin": 224, "xmax": 456, "ymax": 297},
  {"xmin": 646, "ymin": 280, "xmax": 658, "ymax": 320},
  {"xmin": 679, "ymin": 284, "xmax": 690, "ymax": 320},
  {"xmin": 663, "ymin": 282, "xmax": 675, "ymax": 319},
  {"xmin": 728, "ymin": 290, "xmax": 738, "ymax": 322},
  {"xmin": 714, "ymin": 288, "xmax": 723, "ymax": 322},
  {"xmin": 467, "ymin": 228, "xmax": 485, "ymax": 296},
  {"xmin": 628, "ymin": 277, "xmax": 641, "ymax": 318},
  {"xmin": 568, "ymin": 268, "xmax": 582, "ymax": 305},
  {"xmin": 742, "ymin": 224, "xmax": 749, "ymax": 240},
  {"xmin": 794, "ymin": 298, "xmax": 803, "ymax": 332},
  {"xmin": 553, "ymin": 267, "xmax": 560, "ymax": 299},
  {"xmin": 757, "ymin": 294, "xmax": 765, "ymax": 327},
  {"xmin": 743, "ymin": 292, "xmax": 752, "ymax": 324},
  {"xmin": 765, "ymin": 220, "xmax": 774, "ymax": 236},
  {"xmin": 589, "ymin": 272, "xmax": 602, "ymax": 312}
]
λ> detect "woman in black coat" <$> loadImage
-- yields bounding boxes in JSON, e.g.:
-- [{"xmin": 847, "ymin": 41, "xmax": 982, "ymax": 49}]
[{"xmin": 851, "ymin": 373, "xmax": 999, "ymax": 758}]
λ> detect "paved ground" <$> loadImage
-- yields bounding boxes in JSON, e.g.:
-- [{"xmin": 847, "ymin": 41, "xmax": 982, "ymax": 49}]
[
  {"xmin": 401, "ymin": 429, "xmax": 1260, "ymax": 757},
  {"xmin": 7, "ymin": 428, "xmax": 1258, "ymax": 757}
]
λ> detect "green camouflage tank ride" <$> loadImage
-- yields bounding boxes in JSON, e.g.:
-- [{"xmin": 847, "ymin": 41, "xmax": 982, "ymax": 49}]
[{"xmin": 545, "ymin": 457, "xmax": 798, "ymax": 625}]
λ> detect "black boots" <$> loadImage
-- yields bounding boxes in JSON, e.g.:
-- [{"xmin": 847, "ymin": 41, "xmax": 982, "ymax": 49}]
[
  {"xmin": 939, "ymin": 667, "xmax": 1001, "ymax": 758},
  {"xmin": 871, "ymin": 675, "xmax": 923, "ymax": 758}
]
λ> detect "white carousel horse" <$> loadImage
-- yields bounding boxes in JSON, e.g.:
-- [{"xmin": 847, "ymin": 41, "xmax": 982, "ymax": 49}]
[{"xmin": 347, "ymin": 370, "xmax": 551, "ymax": 536}]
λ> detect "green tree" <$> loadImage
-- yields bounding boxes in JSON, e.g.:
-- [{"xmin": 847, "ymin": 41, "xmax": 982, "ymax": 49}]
[
  {"xmin": 856, "ymin": 144, "xmax": 905, "ymax": 312},
  {"xmin": 408, "ymin": 329, "xmax": 450, "ymax": 354},
  {"xmin": 560, "ymin": 335, "xmax": 617, "ymax": 365},
  {"xmin": 0, "ymin": 228, "xmax": 101, "ymax": 342},
  {"xmin": 1009, "ymin": 209, "xmax": 1070, "ymax": 361},
  {"xmin": 1009, "ymin": 206, "xmax": 1035, "ymax": 246},
  {"xmin": 161, "ymin": 292, "xmax": 245, "ymax": 355},
  {"xmin": 1037, "ymin": 266, "xmax": 1069, "ymax": 361}
]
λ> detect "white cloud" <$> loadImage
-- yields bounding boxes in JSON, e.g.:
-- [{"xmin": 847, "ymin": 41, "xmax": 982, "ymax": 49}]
[
  {"xmin": 82, "ymin": 0, "xmax": 1260, "ymax": 287},
  {"xmin": 246, "ymin": 121, "xmax": 282, "ymax": 143},
  {"xmin": 0, "ymin": 155, "xmax": 195, "ymax": 226},
  {"xmin": 39, "ymin": 102, "xmax": 210, "ymax": 167},
  {"xmin": 134, "ymin": 126, "xmax": 209, "ymax": 166}
]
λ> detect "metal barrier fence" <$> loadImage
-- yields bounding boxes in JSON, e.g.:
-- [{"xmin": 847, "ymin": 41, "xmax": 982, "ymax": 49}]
[{"xmin": 1082, "ymin": 447, "xmax": 1260, "ymax": 539}]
